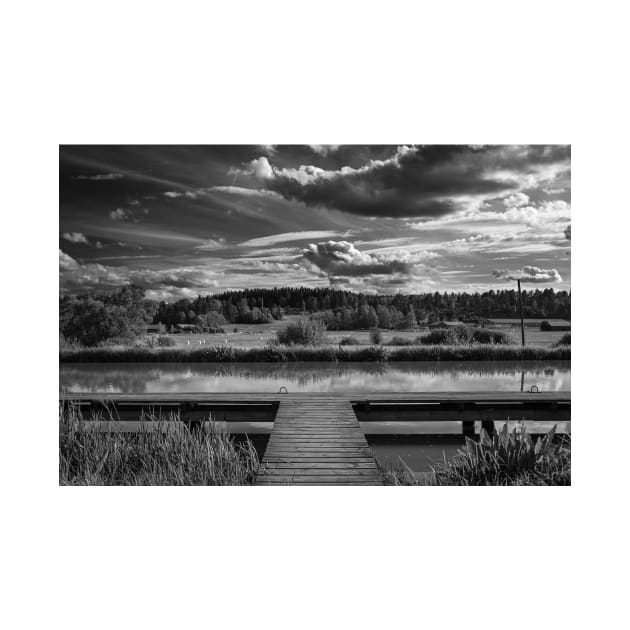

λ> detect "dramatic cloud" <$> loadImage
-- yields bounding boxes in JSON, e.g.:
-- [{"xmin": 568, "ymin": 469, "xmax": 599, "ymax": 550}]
[
  {"xmin": 503, "ymin": 192, "xmax": 530, "ymax": 207},
  {"xmin": 230, "ymin": 145, "xmax": 570, "ymax": 218},
  {"xmin": 302, "ymin": 240, "xmax": 415, "ymax": 278},
  {"xmin": 231, "ymin": 156, "xmax": 275, "ymax": 180},
  {"xmin": 62, "ymin": 232, "xmax": 89, "ymax": 244},
  {"xmin": 59, "ymin": 250, "xmax": 219, "ymax": 298},
  {"xmin": 492, "ymin": 266, "xmax": 562, "ymax": 283},
  {"xmin": 60, "ymin": 145, "xmax": 571, "ymax": 296},
  {"xmin": 309, "ymin": 145, "xmax": 340, "ymax": 156}
]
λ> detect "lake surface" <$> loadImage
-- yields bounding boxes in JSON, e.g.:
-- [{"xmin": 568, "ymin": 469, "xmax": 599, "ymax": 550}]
[
  {"xmin": 61, "ymin": 361, "xmax": 570, "ymax": 474},
  {"xmin": 60, "ymin": 360, "xmax": 570, "ymax": 394}
]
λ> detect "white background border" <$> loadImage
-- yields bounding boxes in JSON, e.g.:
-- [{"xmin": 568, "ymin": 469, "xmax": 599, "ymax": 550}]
[{"xmin": 2, "ymin": 1, "xmax": 628, "ymax": 628}]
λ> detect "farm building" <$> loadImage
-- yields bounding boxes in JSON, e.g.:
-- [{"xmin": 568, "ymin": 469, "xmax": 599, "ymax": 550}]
[
  {"xmin": 145, "ymin": 324, "xmax": 162, "ymax": 333},
  {"xmin": 487, "ymin": 318, "xmax": 571, "ymax": 330}
]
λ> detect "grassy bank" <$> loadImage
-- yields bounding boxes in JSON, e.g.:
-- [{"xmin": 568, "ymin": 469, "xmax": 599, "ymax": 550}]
[
  {"xmin": 60, "ymin": 343, "xmax": 570, "ymax": 363},
  {"xmin": 381, "ymin": 425, "xmax": 571, "ymax": 486},
  {"xmin": 59, "ymin": 403, "xmax": 259, "ymax": 485}
]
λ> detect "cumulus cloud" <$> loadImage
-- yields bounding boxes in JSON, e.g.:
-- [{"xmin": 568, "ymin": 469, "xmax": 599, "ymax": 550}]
[
  {"xmin": 228, "ymin": 145, "xmax": 570, "ymax": 218},
  {"xmin": 109, "ymin": 207, "xmax": 147, "ymax": 222},
  {"xmin": 503, "ymin": 192, "xmax": 530, "ymax": 207},
  {"xmin": 59, "ymin": 249, "xmax": 220, "ymax": 296},
  {"xmin": 309, "ymin": 145, "xmax": 340, "ymax": 156},
  {"xmin": 302, "ymin": 240, "xmax": 415, "ymax": 278},
  {"xmin": 109, "ymin": 208, "xmax": 131, "ymax": 221},
  {"xmin": 492, "ymin": 266, "xmax": 562, "ymax": 283},
  {"xmin": 62, "ymin": 232, "xmax": 89, "ymax": 244},
  {"xmin": 230, "ymin": 156, "xmax": 275, "ymax": 180},
  {"xmin": 59, "ymin": 250, "xmax": 79, "ymax": 271}
]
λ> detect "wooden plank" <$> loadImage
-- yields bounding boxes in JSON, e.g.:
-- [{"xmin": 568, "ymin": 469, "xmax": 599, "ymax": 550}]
[
  {"xmin": 61, "ymin": 392, "xmax": 570, "ymax": 404},
  {"xmin": 255, "ymin": 398, "xmax": 382, "ymax": 486}
]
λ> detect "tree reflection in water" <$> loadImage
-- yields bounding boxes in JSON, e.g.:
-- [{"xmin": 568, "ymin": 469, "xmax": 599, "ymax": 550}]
[{"xmin": 60, "ymin": 360, "xmax": 571, "ymax": 394}]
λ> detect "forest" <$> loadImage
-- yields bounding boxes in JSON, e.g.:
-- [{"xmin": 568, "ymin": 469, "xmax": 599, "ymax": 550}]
[
  {"xmin": 153, "ymin": 286, "xmax": 571, "ymax": 330},
  {"xmin": 60, "ymin": 285, "xmax": 570, "ymax": 346}
]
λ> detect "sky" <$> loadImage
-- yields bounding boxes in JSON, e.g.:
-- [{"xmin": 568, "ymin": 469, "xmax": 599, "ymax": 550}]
[{"xmin": 59, "ymin": 145, "xmax": 571, "ymax": 302}]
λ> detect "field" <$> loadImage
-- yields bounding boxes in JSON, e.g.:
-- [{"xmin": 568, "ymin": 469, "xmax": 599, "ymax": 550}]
[
  {"xmin": 486, "ymin": 328, "xmax": 569, "ymax": 348},
  {"xmin": 156, "ymin": 315, "xmax": 568, "ymax": 349}
]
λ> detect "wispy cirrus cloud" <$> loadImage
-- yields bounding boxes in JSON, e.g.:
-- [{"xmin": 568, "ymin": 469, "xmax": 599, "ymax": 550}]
[
  {"xmin": 74, "ymin": 173, "xmax": 124, "ymax": 181},
  {"xmin": 60, "ymin": 145, "xmax": 571, "ymax": 295},
  {"xmin": 239, "ymin": 230, "xmax": 352, "ymax": 249}
]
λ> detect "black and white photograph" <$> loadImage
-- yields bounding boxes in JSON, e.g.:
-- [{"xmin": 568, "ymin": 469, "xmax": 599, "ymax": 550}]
[
  {"xmin": 6, "ymin": 2, "xmax": 628, "ymax": 629},
  {"xmin": 59, "ymin": 144, "xmax": 571, "ymax": 486}
]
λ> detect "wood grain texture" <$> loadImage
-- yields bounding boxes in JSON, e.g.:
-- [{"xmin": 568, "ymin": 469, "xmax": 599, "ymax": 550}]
[{"xmin": 255, "ymin": 397, "xmax": 383, "ymax": 486}]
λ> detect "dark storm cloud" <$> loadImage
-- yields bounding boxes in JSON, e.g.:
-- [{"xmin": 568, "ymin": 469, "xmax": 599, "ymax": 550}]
[
  {"xmin": 59, "ymin": 145, "xmax": 571, "ymax": 296},
  {"xmin": 233, "ymin": 145, "xmax": 571, "ymax": 218}
]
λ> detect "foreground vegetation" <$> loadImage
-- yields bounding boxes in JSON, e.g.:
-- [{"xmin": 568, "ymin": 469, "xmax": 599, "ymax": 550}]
[
  {"xmin": 60, "ymin": 343, "xmax": 570, "ymax": 363},
  {"xmin": 59, "ymin": 403, "xmax": 259, "ymax": 485},
  {"xmin": 381, "ymin": 425, "xmax": 571, "ymax": 486}
]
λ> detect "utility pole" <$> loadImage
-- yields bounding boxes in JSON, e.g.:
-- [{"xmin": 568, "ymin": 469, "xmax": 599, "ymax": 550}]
[{"xmin": 517, "ymin": 279, "xmax": 525, "ymax": 347}]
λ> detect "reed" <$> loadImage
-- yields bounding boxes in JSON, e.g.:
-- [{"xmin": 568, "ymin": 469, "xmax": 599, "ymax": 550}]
[
  {"xmin": 59, "ymin": 402, "xmax": 259, "ymax": 485},
  {"xmin": 381, "ymin": 425, "xmax": 570, "ymax": 486},
  {"xmin": 430, "ymin": 425, "xmax": 571, "ymax": 486},
  {"xmin": 387, "ymin": 344, "xmax": 570, "ymax": 361},
  {"xmin": 60, "ymin": 344, "xmax": 569, "ymax": 362}
]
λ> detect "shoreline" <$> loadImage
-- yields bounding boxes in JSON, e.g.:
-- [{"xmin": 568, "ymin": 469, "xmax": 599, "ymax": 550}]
[{"xmin": 60, "ymin": 344, "xmax": 570, "ymax": 363}]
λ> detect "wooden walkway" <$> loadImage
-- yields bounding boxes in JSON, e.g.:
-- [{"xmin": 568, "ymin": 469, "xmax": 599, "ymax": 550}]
[
  {"xmin": 255, "ymin": 397, "xmax": 382, "ymax": 486},
  {"xmin": 61, "ymin": 391, "xmax": 570, "ymax": 486}
]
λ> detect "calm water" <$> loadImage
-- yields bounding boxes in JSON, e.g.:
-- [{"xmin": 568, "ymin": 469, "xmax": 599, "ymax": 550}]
[
  {"xmin": 60, "ymin": 360, "xmax": 570, "ymax": 394},
  {"xmin": 61, "ymin": 361, "xmax": 570, "ymax": 474}
]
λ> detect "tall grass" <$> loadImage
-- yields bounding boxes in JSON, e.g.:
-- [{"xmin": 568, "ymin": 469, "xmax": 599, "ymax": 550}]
[
  {"xmin": 60, "ymin": 344, "xmax": 569, "ymax": 362},
  {"xmin": 431, "ymin": 425, "xmax": 570, "ymax": 485},
  {"xmin": 381, "ymin": 425, "xmax": 571, "ymax": 486},
  {"xmin": 59, "ymin": 402, "xmax": 259, "ymax": 485},
  {"xmin": 388, "ymin": 344, "xmax": 570, "ymax": 361}
]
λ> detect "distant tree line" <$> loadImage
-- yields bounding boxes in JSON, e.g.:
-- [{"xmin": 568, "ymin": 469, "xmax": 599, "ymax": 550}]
[
  {"xmin": 153, "ymin": 286, "xmax": 571, "ymax": 330},
  {"xmin": 60, "ymin": 285, "xmax": 571, "ymax": 345}
]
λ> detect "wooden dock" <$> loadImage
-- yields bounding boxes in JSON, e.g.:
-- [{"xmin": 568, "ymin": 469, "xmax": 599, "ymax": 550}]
[
  {"xmin": 60, "ymin": 391, "xmax": 570, "ymax": 486},
  {"xmin": 255, "ymin": 396, "xmax": 382, "ymax": 486}
]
